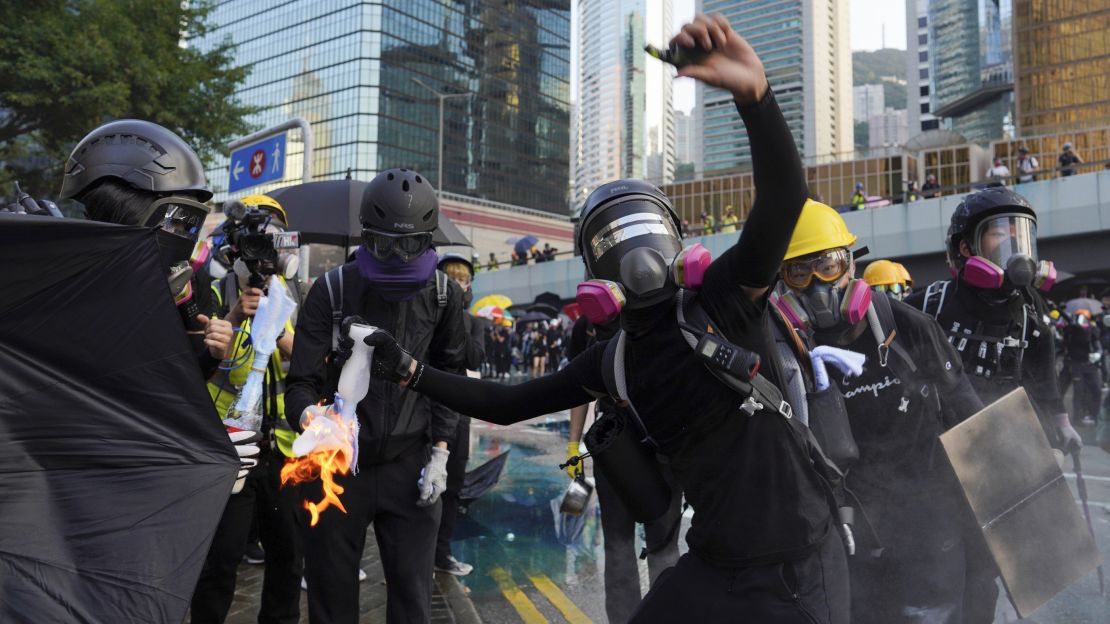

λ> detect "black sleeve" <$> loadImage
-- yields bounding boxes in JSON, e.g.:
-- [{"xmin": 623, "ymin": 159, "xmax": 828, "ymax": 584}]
[
  {"xmin": 1024, "ymin": 321, "xmax": 1066, "ymax": 420},
  {"xmin": 284, "ymin": 276, "xmax": 336, "ymax": 432},
  {"xmin": 701, "ymin": 88, "xmax": 808, "ymax": 294},
  {"xmin": 411, "ymin": 342, "xmax": 606, "ymax": 425}
]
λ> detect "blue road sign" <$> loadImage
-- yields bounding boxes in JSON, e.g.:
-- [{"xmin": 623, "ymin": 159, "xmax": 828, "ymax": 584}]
[{"xmin": 228, "ymin": 133, "xmax": 287, "ymax": 193}]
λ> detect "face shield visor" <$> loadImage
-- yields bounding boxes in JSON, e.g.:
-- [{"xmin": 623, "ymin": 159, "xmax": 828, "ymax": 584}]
[
  {"xmin": 583, "ymin": 200, "xmax": 683, "ymax": 306},
  {"xmin": 973, "ymin": 214, "xmax": 1038, "ymax": 267}
]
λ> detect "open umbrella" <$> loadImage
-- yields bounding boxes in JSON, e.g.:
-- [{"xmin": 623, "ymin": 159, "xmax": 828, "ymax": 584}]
[
  {"xmin": 267, "ymin": 180, "xmax": 471, "ymax": 248},
  {"xmin": 512, "ymin": 234, "xmax": 539, "ymax": 257},
  {"xmin": 0, "ymin": 216, "xmax": 238, "ymax": 623},
  {"xmin": 1065, "ymin": 298, "xmax": 1104, "ymax": 315},
  {"xmin": 471, "ymin": 294, "xmax": 513, "ymax": 315},
  {"xmin": 516, "ymin": 309, "xmax": 554, "ymax": 324},
  {"xmin": 476, "ymin": 305, "xmax": 505, "ymax": 320}
]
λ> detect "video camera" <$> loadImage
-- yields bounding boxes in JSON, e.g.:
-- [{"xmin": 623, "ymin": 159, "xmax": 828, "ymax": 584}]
[{"xmin": 220, "ymin": 200, "xmax": 300, "ymax": 288}]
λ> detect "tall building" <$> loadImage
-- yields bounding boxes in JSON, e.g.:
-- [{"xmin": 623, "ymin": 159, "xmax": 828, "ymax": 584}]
[
  {"xmin": 927, "ymin": 0, "xmax": 1014, "ymax": 143},
  {"xmin": 675, "ymin": 109, "xmax": 693, "ymax": 164},
  {"xmin": 869, "ymin": 108, "xmax": 909, "ymax": 148},
  {"xmin": 696, "ymin": 0, "xmax": 851, "ymax": 175},
  {"xmin": 573, "ymin": 0, "xmax": 674, "ymax": 206},
  {"xmin": 853, "ymin": 84, "xmax": 885, "ymax": 123},
  {"xmin": 905, "ymin": 0, "xmax": 938, "ymax": 134},
  {"xmin": 198, "ymin": 1, "xmax": 571, "ymax": 213},
  {"xmin": 1014, "ymin": 0, "xmax": 1110, "ymax": 136}
]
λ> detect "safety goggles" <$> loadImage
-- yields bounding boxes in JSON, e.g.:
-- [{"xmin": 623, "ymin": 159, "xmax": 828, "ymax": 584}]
[
  {"xmin": 147, "ymin": 196, "xmax": 211, "ymax": 244},
  {"xmin": 781, "ymin": 248, "xmax": 851, "ymax": 289},
  {"xmin": 872, "ymin": 283, "xmax": 905, "ymax": 295},
  {"xmin": 361, "ymin": 228, "xmax": 434, "ymax": 262}
]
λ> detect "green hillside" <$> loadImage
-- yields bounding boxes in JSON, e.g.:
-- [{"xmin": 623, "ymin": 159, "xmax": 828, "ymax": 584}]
[{"xmin": 853, "ymin": 48, "xmax": 907, "ymax": 111}]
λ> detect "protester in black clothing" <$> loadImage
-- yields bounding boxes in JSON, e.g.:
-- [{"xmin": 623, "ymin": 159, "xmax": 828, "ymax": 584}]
[
  {"xmin": 357, "ymin": 15, "xmax": 850, "ymax": 622},
  {"xmin": 1063, "ymin": 309, "xmax": 1102, "ymax": 425},
  {"xmin": 921, "ymin": 173, "xmax": 941, "ymax": 198},
  {"xmin": 905, "ymin": 186, "xmax": 1079, "ymax": 623},
  {"xmin": 284, "ymin": 169, "xmax": 467, "ymax": 624},
  {"xmin": 565, "ymin": 316, "xmax": 683, "ymax": 623},
  {"xmin": 434, "ymin": 253, "xmax": 487, "ymax": 576},
  {"xmin": 776, "ymin": 202, "xmax": 985, "ymax": 623}
]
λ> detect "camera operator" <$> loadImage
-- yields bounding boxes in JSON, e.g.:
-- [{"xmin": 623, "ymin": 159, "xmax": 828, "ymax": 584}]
[{"xmin": 190, "ymin": 195, "xmax": 303, "ymax": 624}]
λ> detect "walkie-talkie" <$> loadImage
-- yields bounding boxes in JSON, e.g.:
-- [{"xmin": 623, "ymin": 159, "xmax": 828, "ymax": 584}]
[{"xmin": 694, "ymin": 332, "xmax": 761, "ymax": 381}]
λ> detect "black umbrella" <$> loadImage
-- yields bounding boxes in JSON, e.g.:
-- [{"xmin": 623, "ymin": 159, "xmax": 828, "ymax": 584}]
[
  {"xmin": 0, "ymin": 216, "xmax": 239, "ymax": 623},
  {"xmin": 267, "ymin": 179, "xmax": 471, "ymax": 248},
  {"xmin": 516, "ymin": 309, "xmax": 555, "ymax": 324},
  {"xmin": 459, "ymin": 450, "xmax": 511, "ymax": 512}
]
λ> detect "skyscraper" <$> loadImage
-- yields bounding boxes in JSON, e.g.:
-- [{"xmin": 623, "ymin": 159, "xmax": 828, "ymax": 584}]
[
  {"xmin": 905, "ymin": 0, "xmax": 938, "ymax": 135},
  {"xmin": 198, "ymin": 1, "xmax": 571, "ymax": 213},
  {"xmin": 1014, "ymin": 0, "xmax": 1110, "ymax": 135},
  {"xmin": 927, "ymin": 0, "xmax": 1014, "ymax": 143},
  {"xmin": 697, "ymin": 0, "xmax": 852, "ymax": 174},
  {"xmin": 573, "ymin": 0, "xmax": 674, "ymax": 206}
]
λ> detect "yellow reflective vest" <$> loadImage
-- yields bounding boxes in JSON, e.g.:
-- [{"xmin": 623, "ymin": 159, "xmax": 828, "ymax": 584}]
[{"xmin": 208, "ymin": 275, "xmax": 298, "ymax": 458}]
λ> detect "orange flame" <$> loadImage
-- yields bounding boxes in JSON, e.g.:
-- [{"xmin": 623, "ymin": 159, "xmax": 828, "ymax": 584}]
[{"xmin": 280, "ymin": 404, "xmax": 356, "ymax": 527}]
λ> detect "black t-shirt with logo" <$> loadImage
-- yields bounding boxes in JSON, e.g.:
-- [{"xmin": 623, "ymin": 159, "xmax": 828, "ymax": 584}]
[{"xmin": 815, "ymin": 300, "xmax": 969, "ymax": 501}]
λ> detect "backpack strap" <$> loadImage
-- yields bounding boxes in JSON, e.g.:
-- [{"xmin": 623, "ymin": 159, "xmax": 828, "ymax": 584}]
[
  {"xmin": 435, "ymin": 270, "xmax": 448, "ymax": 308},
  {"xmin": 600, "ymin": 330, "xmax": 660, "ymax": 449},
  {"xmin": 921, "ymin": 280, "xmax": 949, "ymax": 320},
  {"xmin": 868, "ymin": 294, "xmax": 940, "ymax": 412},
  {"xmin": 323, "ymin": 267, "xmax": 345, "ymax": 352}
]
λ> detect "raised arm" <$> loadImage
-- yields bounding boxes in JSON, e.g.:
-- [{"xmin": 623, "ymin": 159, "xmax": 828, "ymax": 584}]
[{"xmin": 674, "ymin": 14, "xmax": 808, "ymax": 300}]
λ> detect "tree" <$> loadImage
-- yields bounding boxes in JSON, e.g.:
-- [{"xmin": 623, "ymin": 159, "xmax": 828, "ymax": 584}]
[{"xmin": 0, "ymin": 0, "xmax": 255, "ymax": 200}]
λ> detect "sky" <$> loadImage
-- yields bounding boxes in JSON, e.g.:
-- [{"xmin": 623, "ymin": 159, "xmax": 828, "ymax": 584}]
[{"xmin": 669, "ymin": 0, "xmax": 906, "ymax": 113}]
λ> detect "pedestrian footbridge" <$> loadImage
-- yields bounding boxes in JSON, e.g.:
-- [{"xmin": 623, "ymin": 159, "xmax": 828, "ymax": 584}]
[{"xmin": 473, "ymin": 169, "xmax": 1110, "ymax": 303}]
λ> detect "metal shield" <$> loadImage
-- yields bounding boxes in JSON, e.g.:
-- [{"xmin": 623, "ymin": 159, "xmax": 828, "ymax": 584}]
[{"xmin": 940, "ymin": 387, "xmax": 1102, "ymax": 617}]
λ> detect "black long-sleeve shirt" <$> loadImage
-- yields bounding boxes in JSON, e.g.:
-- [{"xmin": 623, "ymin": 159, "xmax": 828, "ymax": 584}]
[{"xmin": 411, "ymin": 90, "xmax": 834, "ymax": 567}]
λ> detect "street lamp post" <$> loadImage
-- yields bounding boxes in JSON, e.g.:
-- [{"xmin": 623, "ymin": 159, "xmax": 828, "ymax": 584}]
[{"xmin": 412, "ymin": 78, "xmax": 472, "ymax": 193}]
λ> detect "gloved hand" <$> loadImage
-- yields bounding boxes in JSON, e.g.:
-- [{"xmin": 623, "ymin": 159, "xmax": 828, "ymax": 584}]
[
  {"xmin": 364, "ymin": 330, "xmax": 415, "ymax": 384},
  {"xmin": 417, "ymin": 446, "xmax": 450, "ymax": 506},
  {"xmin": 809, "ymin": 345, "xmax": 867, "ymax": 392},
  {"xmin": 333, "ymin": 315, "xmax": 368, "ymax": 367},
  {"xmin": 1054, "ymin": 413, "xmax": 1082, "ymax": 454},
  {"xmin": 1089, "ymin": 351, "xmax": 1102, "ymax": 364},
  {"xmin": 565, "ymin": 441, "xmax": 584, "ymax": 479},
  {"xmin": 228, "ymin": 429, "xmax": 261, "ymax": 494}
]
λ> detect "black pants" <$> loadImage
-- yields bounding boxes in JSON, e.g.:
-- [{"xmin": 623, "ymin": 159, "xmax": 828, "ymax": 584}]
[
  {"xmin": 848, "ymin": 493, "xmax": 967, "ymax": 624},
  {"xmin": 300, "ymin": 445, "xmax": 439, "ymax": 624},
  {"xmin": 1072, "ymin": 362, "xmax": 1102, "ymax": 420},
  {"xmin": 435, "ymin": 416, "xmax": 470, "ymax": 566},
  {"xmin": 629, "ymin": 533, "xmax": 849, "ymax": 624},
  {"xmin": 594, "ymin": 461, "xmax": 682, "ymax": 624},
  {"xmin": 191, "ymin": 450, "xmax": 303, "ymax": 624}
]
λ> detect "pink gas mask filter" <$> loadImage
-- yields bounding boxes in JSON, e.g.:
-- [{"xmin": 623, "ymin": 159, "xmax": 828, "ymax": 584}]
[{"xmin": 576, "ymin": 244, "xmax": 713, "ymax": 325}]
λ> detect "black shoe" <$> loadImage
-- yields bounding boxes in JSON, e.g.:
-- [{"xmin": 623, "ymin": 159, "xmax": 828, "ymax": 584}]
[{"xmin": 243, "ymin": 541, "xmax": 265, "ymax": 565}]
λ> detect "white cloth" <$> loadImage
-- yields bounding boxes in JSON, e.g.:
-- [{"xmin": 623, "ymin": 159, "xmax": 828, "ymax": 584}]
[{"xmin": 809, "ymin": 345, "xmax": 867, "ymax": 391}]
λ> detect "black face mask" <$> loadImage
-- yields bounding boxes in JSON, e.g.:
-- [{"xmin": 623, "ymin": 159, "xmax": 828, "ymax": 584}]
[{"xmin": 462, "ymin": 289, "xmax": 473, "ymax": 307}]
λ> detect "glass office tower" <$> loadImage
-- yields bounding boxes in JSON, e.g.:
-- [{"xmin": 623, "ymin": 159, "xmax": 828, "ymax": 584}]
[{"xmin": 199, "ymin": 0, "xmax": 571, "ymax": 213}]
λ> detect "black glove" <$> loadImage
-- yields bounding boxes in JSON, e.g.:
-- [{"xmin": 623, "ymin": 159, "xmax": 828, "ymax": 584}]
[
  {"xmin": 333, "ymin": 315, "xmax": 368, "ymax": 367},
  {"xmin": 364, "ymin": 330, "xmax": 415, "ymax": 383}
]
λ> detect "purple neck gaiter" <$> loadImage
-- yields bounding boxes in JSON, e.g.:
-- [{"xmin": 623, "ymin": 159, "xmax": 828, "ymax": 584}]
[{"xmin": 356, "ymin": 246, "xmax": 438, "ymax": 301}]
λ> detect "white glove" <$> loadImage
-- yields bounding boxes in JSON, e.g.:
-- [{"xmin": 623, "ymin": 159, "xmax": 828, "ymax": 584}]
[
  {"xmin": 228, "ymin": 429, "xmax": 261, "ymax": 494},
  {"xmin": 1089, "ymin": 352, "xmax": 1102, "ymax": 364},
  {"xmin": 1053, "ymin": 413, "xmax": 1082, "ymax": 454},
  {"xmin": 417, "ymin": 447, "xmax": 450, "ymax": 507},
  {"xmin": 809, "ymin": 346, "xmax": 867, "ymax": 392}
]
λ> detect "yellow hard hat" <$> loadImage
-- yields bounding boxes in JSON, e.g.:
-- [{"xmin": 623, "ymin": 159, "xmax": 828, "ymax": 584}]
[
  {"xmin": 894, "ymin": 262, "xmax": 913, "ymax": 287},
  {"xmin": 863, "ymin": 260, "xmax": 903, "ymax": 287},
  {"xmin": 784, "ymin": 199, "xmax": 858, "ymax": 260},
  {"xmin": 240, "ymin": 194, "xmax": 288, "ymax": 226}
]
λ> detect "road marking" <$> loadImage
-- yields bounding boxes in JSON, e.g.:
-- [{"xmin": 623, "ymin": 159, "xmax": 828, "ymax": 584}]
[
  {"xmin": 1065, "ymin": 472, "xmax": 1110, "ymax": 483},
  {"xmin": 529, "ymin": 574, "xmax": 593, "ymax": 624},
  {"xmin": 489, "ymin": 567, "xmax": 547, "ymax": 624}
]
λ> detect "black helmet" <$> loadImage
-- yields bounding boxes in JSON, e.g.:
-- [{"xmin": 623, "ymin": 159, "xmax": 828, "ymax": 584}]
[
  {"xmin": 360, "ymin": 168, "xmax": 438, "ymax": 234},
  {"xmin": 946, "ymin": 186, "xmax": 1036, "ymax": 269},
  {"xmin": 60, "ymin": 120, "xmax": 211, "ymax": 202},
  {"xmin": 578, "ymin": 180, "xmax": 683, "ymax": 305}
]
